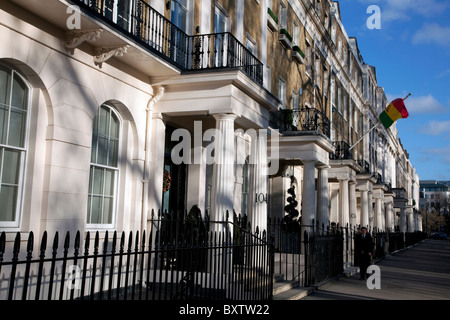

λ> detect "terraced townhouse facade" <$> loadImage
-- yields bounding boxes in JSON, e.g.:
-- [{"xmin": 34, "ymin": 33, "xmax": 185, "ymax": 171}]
[{"xmin": 0, "ymin": 0, "xmax": 421, "ymax": 249}]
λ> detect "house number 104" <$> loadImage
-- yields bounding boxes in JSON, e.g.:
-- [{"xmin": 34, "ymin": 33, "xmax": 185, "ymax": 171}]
[{"xmin": 255, "ymin": 193, "xmax": 268, "ymax": 203}]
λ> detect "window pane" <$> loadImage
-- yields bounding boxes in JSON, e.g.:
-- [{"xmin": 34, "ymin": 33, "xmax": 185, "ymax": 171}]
[
  {"xmin": 8, "ymin": 108, "xmax": 26, "ymax": 147},
  {"xmin": 97, "ymin": 107, "xmax": 109, "ymax": 136},
  {"xmin": 109, "ymin": 138, "xmax": 119, "ymax": 167},
  {"xmin": 0, "ymin": 104, "xmax": 8, "ymax": 145},
  {"xmin": 0, "ymin": 66, "xmax": 11, "ymax": 106},
  {"xmin": 102, "ymin": 197, "xmax": 113, "ymax": 224},
  {"xmin": 2, "ymin": 149, "xmax": 20, "ymax": 184},
  {"xmin": 11, "ymin": 75, "xmax": 28, "ymax": 110},
  {"xmin": 90, "ymin": 131, "xmax": 98, "ymax": 162},
  {"xmin": 0, "ymin": 185, "xmax": 18, "ymax": 222},
  {"xmin": 103, "ymin": 169, "xmax": 115, "ymax": 196},
  {"xmin": 92, "ymin": 167, "xmax": 104, "ymax": 195},
  {"xmin": 90, "ymin": 195, "xmax": 103, "ymax": 224},
  {"xmin": 109, "ymin": 113, "xmax": 120, "ymax": 139},
  {"xmin": 97, "ymin": 136, "xmax": 108, "ymax": 165}
]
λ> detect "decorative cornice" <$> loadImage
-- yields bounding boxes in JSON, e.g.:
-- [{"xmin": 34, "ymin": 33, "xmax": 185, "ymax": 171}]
[
  {"xmin": 93, "ymin": 45, "xmax": 129, "ymax": 66},
  {"xmin": 64, "ymin": 29, "xmax": 103, "ymax": 50}
]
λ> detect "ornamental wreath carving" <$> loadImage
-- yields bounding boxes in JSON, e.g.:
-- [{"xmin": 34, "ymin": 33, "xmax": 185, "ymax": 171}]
[{"xmin": 163, "ymin": 169, "xmax": 171, "ymax": 193}]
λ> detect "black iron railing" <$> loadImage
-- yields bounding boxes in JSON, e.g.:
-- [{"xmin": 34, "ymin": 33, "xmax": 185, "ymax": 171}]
[
  {"xmin": 269, "ymin": 108, "xmax": 331, "ymax": 138},
  {"xmin": 392, "ymin": 187, "xmax": 407, "ymax": 199},
  {"xmin": 268, "ymin": 217, "xmax": 343, "ymax": 287},
  {"xmin": 71, "ymin": 0, "xmax": 263, "ymax": 85},
  {"xmin": 357, "ymin": 159, "xmax": 370, "ymax": 174},
  {"xmin": 0, "ymin": 210, "xmax": 273, "ymax": 300},
  {"xmin": 330, "ymin": 141, "xmax": 352, "ymax": 160}
]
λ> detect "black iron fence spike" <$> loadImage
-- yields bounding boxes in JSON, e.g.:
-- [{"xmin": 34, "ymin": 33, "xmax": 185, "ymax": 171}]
[
  {"xmin": 84, "ymin": 231, "xmax": 90, "ymax": 251},
  {"xmin": 94, "ymin": 231, "xmax": 100, "ymax": 252},
  {"xmin": 26, "ymin": 232, "xmax": 34, "ymax": 254},
  {"xmin": 13, "ymin": 232, "xmax": 21, "ymax": 256},
  {"xmin": 112, "ymin": 231, "xmax": 117, "ymax": 250},
  {"xmin": 128, "ymin": 231, "xmax": 133, "ymax": 250},
  {"xmin": 75, "ymin": 231, "xmax": 80, "ymax": 250},
  {"xmin": 52, "ymin": 231, "xmax": 59, "ymax": 251},
  {"xmin": 103, "ymin": 230, "xmax": 109, "ymax": 253},
  {"xmin": 0, "ymin": 232, "xmax": 5, "ymax": 256},
  {"xmin": 63, "ymin": 231, "xmax": 70, "ymax": 250}
]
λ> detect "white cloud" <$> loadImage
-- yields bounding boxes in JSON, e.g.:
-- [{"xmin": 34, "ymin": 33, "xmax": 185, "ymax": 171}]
[
  {"xmin": 425, "ymin": 145, "xmax": 450, "ymax": 164},
  {"xmin": 353, "ymin": 0, "xmax": 450, "ymax": 23},
  {"xmin": 412, "ymin": 23, "xmax": 450, "ymax": 46},
  {"xmin": 418, "ymin": 121, "xmax": 450, "ymax": 136},
  {"xmin": 387, "ymin": 94, "xmax": 447, "ymax": 114}
]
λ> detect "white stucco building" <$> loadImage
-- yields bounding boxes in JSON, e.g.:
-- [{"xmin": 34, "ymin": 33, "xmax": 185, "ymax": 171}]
[{"xmin": 0, "ymin": 0, "xmax": 421, "ymax": 250}]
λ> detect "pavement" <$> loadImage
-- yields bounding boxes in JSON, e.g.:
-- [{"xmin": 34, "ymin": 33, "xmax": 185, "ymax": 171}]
[{"xmin": 300, "ymin": 238, "xmax": 450, "ymax": 300}]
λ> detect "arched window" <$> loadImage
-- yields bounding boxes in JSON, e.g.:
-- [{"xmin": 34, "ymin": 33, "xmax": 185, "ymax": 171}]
[
  {"xmin": 87, "ymin": 104, "xmax": 121, "ymax": 227},
  {"xmin": 0, "ymin": 64, "xmax": 29, "ymax": 227}
]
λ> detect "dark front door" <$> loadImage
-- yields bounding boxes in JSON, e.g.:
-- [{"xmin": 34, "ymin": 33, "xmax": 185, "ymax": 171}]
[{"xmin": 162, "ymin": 126, "xmax": 187, "ymax": 217}]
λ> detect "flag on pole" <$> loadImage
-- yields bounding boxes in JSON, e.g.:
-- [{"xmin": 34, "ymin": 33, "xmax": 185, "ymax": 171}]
[{"xmin": 379, "ymin": 94, "xmax": 410, "ymax": 129}]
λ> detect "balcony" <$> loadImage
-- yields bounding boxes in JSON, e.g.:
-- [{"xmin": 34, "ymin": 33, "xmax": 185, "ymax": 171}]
[
  {"xmin": 357, "ymin": 160, "xmax": 370, "ymax": 174},
  {"xmin": 392, "ymin": 188, "xmax": 407, "ymax": 200},
  {"xmin": 329, "ymin": 141, "xmax": 352, "ymax": 160},
  {"xmin": 292, "ymin": 46, "xmax": 305, "ymax": 64},
  {"xmin": 267, "ymin": 8, "xmax": 279, "ymax": 32},
  {"xmin": 270, "ymin": 108, "xmax": 330, "ymax": 138},
  {"xmin": 279, "ymin": 28, "xmax": 293, "ymax": 50},
  {"xmin": 71, "ymin": 0, "xmax": 263, "ymax": 86}
]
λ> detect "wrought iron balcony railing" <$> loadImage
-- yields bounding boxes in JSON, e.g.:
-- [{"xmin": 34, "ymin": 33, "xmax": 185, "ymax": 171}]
[
  {"xmin": 71, "ymin": 0, "xmax": 263, "ymax": 85},
  {"xmin": 357, "ymin": 159, "xmax": 370, "ymax": 174},
  {"xmin": 269, "ymin": 108, "xmax": 331, "ymax": 138},
  {"xmin": 330, "ymin": 141, "xmax": 352, "ymax": 160},
  {"xmin": 392, "ymin": 188, "xmax": 407, "ymax": 200}
]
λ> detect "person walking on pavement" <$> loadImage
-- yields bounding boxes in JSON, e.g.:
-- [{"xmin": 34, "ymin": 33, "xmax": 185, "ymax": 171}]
[{"xmin": 356, "ymin": 227, "xmax": 374, "ymax": 280}]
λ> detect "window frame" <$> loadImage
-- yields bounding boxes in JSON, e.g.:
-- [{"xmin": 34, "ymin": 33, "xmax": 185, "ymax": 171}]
[
  {"xmin": 86, "ymin": 104, "xmax": 122, "ymax": 230},
  {"xmin": 278, "ymin": 77, "xmax": 286, "ymax": 109},
  {"xmin": 0, "ymin": 64, "xmax": 31, "ymax": 229}
]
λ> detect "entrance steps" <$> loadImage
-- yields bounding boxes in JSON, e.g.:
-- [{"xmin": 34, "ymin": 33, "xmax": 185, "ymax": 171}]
[{"xmin": 272, "ymin": 274, "xmax": 313, "ymax": 300}]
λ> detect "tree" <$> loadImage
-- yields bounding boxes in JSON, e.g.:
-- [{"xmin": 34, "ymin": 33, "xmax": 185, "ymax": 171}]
[{"xmin": 282, "ymin": 177, "xmax": 301, "ymax": 233}]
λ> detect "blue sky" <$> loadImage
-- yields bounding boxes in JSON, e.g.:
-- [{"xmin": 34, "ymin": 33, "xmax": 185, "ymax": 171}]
[{"xmin": 337, "ymin": 0, "xmax": 450, "ymax": 181}]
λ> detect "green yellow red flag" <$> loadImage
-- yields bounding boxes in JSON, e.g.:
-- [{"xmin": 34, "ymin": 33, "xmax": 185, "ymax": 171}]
[{"xmin": 379, "ymin": 94, "xmax": 410, "ymax": 129}]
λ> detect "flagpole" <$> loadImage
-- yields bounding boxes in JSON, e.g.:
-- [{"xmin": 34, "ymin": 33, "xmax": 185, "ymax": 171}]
[
  {"xmin": 349, "ymin": 122, "xmax": 380, "ymax": 150},
  {"xmin": 348, "ymin": 93, "xmax": 411, "ymax": 151}
]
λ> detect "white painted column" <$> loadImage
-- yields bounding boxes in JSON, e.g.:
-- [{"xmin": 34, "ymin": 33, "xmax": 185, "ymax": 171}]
[
  {"xmin": 186, "ymin": 145, "xmax": 206, "ymax": 212},
  {"xmin": 211, "ymin": 114, "xmax": 237, "ymax": 232},
  {"xmin": 384, "ymin": 194, "xmax": 394, "ymax": 231},
  {"xmin": 375, "ymin": 195, "xmax": 383, "ymax": 232},
  {"xmin": 339, "ymin": 179, "xmax": 349, "ymax": 229},
  {"xmin": 249, "ymin": 130, "xmax": 269, "ymax": 233},
  {"xmin": 407, "ymin": 208, "xmax": 414, "ymax": 232},
  {"xmin": 329, "ymin": 183, "xmax": 339, "ymax": 224},
  {"xmin": 317, "ymin": 165, "xmax": 330, "ymax": 233},
  {"xmin": 368, "ymin": 191, "xmax": 374, "ymax": 230},
  {"xmin": 349, "ymin": 182, "xmax": 357, "ymax": 228},
  {"xmin": 148, "ymin": 113, "xmax": 166, "ymax": 214},
  {"xmin": 360, "ymin": 189, "xmax": 369, "ymax": 228},
  {"xmin": 400, "ymin": 207, "xmax": 406, "ymax": 233},
  {"xmin": 302, "ymin": 160, "xmax": 316, "ymax": 234}
]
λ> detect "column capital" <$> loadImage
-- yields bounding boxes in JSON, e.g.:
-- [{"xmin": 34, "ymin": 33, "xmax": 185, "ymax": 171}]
[{"xmin": 212, "ymin": 113, "xmax": 238, "ymax": 122}]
